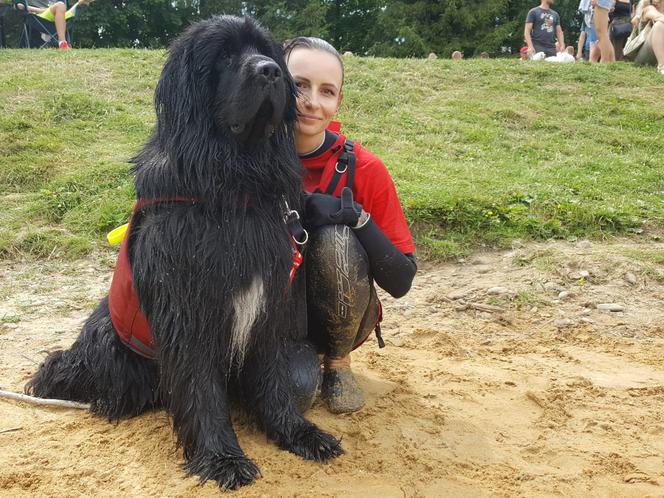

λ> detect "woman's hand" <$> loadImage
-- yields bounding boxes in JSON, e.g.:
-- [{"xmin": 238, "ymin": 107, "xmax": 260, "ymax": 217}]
[{"xmin": 303, "ymin": 188, "xmax": 363, "ymax": 229}]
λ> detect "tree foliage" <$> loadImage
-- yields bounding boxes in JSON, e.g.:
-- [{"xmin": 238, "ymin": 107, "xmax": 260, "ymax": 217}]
[{"xmin": 1, "ymin": 0, "xmax": 584, "ymax": 56}]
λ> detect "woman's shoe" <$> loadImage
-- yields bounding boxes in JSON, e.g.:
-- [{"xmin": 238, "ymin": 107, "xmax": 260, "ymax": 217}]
[{"xmin": 321, "ymin": 366, "xmax": 365, "ymax": 414}]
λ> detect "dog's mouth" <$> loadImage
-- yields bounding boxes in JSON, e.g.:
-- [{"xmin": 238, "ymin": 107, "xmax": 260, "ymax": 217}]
[{"xmin": 230, "ymin": 99, "xmax": 281, "ymax": 141}]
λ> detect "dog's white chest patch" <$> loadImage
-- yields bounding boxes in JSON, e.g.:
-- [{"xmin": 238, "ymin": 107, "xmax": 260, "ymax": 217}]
[{"xmin": 230, "ymin": 276, "xmax": 265, "ymax": 367}]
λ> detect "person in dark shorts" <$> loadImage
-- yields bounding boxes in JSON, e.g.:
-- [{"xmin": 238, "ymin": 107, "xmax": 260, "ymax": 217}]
[
  {"xmin": 284, "ymin": 37, "xmax": 417, "ymax": 414},
  {"xmin": 610, "ymin": 0, "xmax": 633, "ymax": 61},
  {"xmin": 525, "ymin": 0, "xmax": 565, "ymax": 57}
]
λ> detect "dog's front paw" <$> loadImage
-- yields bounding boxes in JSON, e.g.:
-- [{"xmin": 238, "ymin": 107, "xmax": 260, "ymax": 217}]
[
  {"xmin": 285, "ymin": 424, "xmax": 344, "ymax": 462},
  {"xmin": 186, "ymin": 454, "xmax": 260, "ymax": 490}
]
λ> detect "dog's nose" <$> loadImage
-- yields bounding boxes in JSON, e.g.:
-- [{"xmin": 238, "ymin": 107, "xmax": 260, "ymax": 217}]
[{"xmin": 255, "ymin": 60, "xmax": 282, "ymax": 82}]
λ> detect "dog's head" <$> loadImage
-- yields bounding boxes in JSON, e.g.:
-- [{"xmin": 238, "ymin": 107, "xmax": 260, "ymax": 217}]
[{"xmin": 154, "ymin": 16, "xmax": 297, "ymax": 149}]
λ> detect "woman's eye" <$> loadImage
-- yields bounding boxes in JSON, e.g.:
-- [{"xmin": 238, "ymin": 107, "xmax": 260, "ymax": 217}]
[{"xmin": 295, "ymin": 81, "xmax": 307, "ymax": 88}]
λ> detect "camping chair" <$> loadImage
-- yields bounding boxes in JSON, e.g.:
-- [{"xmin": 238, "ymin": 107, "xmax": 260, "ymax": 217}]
[
  {"xmin": 0, "ymin": 3, "xmax": 10, "ymax": 48},
  {"xmin": 15, "ymin": 0, "xmax": 76, "ymax": 48}
]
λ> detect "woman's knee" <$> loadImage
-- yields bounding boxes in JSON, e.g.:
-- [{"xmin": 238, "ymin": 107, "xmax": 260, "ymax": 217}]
[
  {"xmin": 306, "ymin": 224, "xmax": 369, "ymax": 285},
  {"xmin": 284, "ymin": 341, "xmax": 321, "ymax": 413},
  {"xmin": 653, "ymin": 21, "xmax": 664, "ymax": 37}
]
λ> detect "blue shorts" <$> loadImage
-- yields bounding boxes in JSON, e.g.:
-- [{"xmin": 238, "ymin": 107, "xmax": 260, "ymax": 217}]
[
  {"xmin": 584, "ymin": 23, "xmax": 598, "ymax": 45},
  {"xmin": 595, "ymin": 0, "xmax": 615, "ymax": 11}
]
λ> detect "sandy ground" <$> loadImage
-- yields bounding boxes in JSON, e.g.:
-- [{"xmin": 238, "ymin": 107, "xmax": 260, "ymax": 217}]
[{"xmin": 1, "ymin": 238, "xmax": 664, "ymax": 497}]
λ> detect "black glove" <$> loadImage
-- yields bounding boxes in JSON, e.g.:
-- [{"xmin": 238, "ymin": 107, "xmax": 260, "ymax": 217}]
[{"xmin": 303, "ymin": 187, "xmax": 363, "ymax": 229}]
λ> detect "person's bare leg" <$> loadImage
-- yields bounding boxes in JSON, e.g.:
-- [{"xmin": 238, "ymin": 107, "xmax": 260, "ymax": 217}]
[
  {"xmin": 595, "ymin": 7, "xmax": 616, "ymax": 63},
  {"xmin": 590, "ymin": 43, "xmax": 601, "ymax": 63},
  {"xmin": 51, "ymin": 2, "xmax": 66, "ymax": 43},
  {"xmin": 651, "ymin": 21, "xmax": 664, "ymax": 68}
]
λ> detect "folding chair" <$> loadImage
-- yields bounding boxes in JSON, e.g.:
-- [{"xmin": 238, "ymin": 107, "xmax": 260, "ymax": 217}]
[
  {"xmin": 15, "ymin": 0, "xmax": 75, "ymax": 48},
  {"xmin": 0, "ymin": 3, "xmax": 9, "ymax": 48}
]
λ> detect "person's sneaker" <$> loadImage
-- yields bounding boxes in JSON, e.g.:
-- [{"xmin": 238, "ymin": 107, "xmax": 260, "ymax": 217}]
[
  {"xmin": 658, "ymin": 65, "xmax": 664, "ymax": 76},
  {"xmin": 321, "ymin": 367, "xmax": 365, "ymax": 414},
  {"xmin": 58, "ymin": 40, "xmax": 71, "ymax": 50}
]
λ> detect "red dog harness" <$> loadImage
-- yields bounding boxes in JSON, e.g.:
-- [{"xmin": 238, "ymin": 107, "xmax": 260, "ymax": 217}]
[{"xmin": 108, "ymin": 197, "xmax": 305, "ymax": 359}]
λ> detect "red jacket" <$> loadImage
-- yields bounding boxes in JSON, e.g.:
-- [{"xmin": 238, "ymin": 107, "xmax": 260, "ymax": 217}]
[{"xmin": 301, "ymin": 130, "xmax": 415, "ymax": 255}]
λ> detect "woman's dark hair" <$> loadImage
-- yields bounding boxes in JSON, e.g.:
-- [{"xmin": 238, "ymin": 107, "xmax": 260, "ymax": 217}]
[{"xmin": 283, "ymin": 37, "xmax": 344, "ymax": 85}]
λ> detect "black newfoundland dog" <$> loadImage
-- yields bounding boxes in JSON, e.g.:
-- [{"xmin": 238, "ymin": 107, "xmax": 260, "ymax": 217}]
[{"xmin": 26, "ymin": 16, "xmax": 342, "ymax": 490}]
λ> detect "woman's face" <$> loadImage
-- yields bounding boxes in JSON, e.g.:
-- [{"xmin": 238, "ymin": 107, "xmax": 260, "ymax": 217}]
[{"xmin": 286, "ymin": 48, "xmax": 343, "ymax": 138}]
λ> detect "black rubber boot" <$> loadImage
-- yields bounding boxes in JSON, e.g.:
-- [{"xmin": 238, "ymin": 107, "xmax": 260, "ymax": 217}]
[{"xmin": 306, "ymin": 225, "xmax": 378, "ymax": 414}]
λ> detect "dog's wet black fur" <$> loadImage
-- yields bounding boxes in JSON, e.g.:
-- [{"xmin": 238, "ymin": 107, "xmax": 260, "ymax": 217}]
[{"xmin": 26, "ymin": 16, "xmax": 342, "ymax": 490}]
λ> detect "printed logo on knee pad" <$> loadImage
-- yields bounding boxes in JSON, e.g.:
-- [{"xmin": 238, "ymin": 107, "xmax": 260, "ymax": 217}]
[{"xmin": 334, "ymin": 225, "xmax": 352, "ymax": 318}]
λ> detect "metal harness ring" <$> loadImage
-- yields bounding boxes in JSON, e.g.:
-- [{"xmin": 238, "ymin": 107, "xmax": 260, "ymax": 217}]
[
  {"xmin": 292, "ymin": 229, "xmax": 309, "ymax": 246},
  {"xmin": 335, "ymin": 160, "xmax": 348, "ymax": 174}
]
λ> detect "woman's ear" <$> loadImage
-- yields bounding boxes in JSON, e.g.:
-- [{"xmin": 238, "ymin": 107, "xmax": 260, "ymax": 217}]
[{"xmin": 336, "ymin": 91, "xmax": 344, "ymax": 114}]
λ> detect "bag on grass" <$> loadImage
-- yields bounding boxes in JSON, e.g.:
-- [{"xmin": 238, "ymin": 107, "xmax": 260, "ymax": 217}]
[{"xmin": 623, "ymin": 22, "xmax": 652, "ymax": 59}]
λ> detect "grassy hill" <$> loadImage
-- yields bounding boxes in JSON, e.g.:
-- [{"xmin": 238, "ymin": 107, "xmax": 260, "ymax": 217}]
[{"xmin": 1, "ymin": 49, "xmax": 663, "ymax": 260}]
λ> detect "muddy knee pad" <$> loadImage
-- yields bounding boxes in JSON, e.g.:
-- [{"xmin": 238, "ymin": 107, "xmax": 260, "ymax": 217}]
[
  {"xmin": 306, "ymin": 225, "xmax": 373, "ymax": 358},
  {"xmin": 284, "ymin": 341, "xmax": 321, "ymax": 413}
]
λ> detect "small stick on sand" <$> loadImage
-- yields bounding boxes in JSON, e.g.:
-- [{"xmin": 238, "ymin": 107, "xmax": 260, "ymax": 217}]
[
  {"xmin": 455, "ymin": 301, "xmax": 504, "ymax": 313},
  {"xmin": 0, "ymin": 390, "xmax": 90, "ymax": 410},
  {"xmin": 0, "ymin": 427, "xmax": 23, "ymax": 434}
]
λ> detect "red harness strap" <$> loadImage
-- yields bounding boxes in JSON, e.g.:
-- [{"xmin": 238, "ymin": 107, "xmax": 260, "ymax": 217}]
[
  {"xmin": 108, "ymin": 197, "xmax": 305, "ymax": 359},
  {"xmin": 108, "ymin": 197, "xmax": 196, "ymax": 359}
]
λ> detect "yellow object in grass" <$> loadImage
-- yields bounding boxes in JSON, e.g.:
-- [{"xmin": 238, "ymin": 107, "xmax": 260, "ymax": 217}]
[{"xmin": 107, "ymin": 223, "xmax": 129, "ymax": 245}]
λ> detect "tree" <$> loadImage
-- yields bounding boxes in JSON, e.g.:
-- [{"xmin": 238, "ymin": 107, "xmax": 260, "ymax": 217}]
[
  {"xmin": 74, "ymin": 0, "xmax": 194, "ymax": 48},
  {"xmin": 2, "ymin": 0, "xmax": 584, "ymax": 55}
]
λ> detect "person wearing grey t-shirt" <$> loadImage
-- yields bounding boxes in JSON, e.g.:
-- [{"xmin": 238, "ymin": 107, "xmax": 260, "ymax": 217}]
[{"xmin": 525, "ymin": 0, "xmax": 565, "ymax": 57}]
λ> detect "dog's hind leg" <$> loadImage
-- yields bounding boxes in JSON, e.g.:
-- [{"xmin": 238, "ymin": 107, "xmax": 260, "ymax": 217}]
[
  {"xmin": 240, "ymin": 346, "xmax": 344, "ymax": 462},
  {"xmin": 25, "ymin": 297, "xmax": 160, "ymax": 420}
]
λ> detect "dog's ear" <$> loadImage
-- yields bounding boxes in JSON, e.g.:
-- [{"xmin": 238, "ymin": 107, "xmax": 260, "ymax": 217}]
[
  {"xmin": 270, "ymin": 39, "xmax": 299, "ymax": 127},
  {"xmin": 154, "ymin": 23, "xmax": 218, "ymax": 149}
]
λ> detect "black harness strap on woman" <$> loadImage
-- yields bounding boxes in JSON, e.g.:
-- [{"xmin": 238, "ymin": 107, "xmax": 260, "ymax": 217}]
[{"xmin": 323, "ymin": 139, "xmax": 356, "ymax": 195}]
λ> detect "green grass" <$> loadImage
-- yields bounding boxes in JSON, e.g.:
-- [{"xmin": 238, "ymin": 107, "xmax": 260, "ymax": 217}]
[
  {"xmin": 622, "ymin": 248, "xmax": 664, "ymax": 265},
  {"xmin": 1, "ymin": 50, "xmax": 663, "ymax": 260}
]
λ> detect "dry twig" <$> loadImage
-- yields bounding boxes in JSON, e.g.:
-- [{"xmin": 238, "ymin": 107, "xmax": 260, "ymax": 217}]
[
  {"xmin": 0, "ymin": 427, "xmax": 23, "ymax": 434},
  {"xmin": 0, "ymin": 390, "xmax": 90, "ymax": 410},
  {"xmin": 455, "ymin": 301, "xmax": 504, "ymax": 313}
]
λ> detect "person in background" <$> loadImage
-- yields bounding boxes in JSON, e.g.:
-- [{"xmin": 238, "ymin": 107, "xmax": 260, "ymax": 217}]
[
  {"xmin": 451, "ymin": 50, "xmax": 463, "ymax": 59},
  {"xmin": 610, "ymin": 0, "xmax": 633, "ymax": 60},
  {"xmin": 593, "ymin": 0, "xmax": 617, "ymax": 61},
  {"xmin": 633, "ymin": 0, "xmax": 664, "ymax": 74},
  {"xmin": 576, "ymin": 28, "xmax": 589, "ymax": 59},
  {"xmin": 14, "ymin": 0, "xmax": 93, "ymax": 49},
  {"xmin": 525, "ymin": 0, "xmax": 565, "ymax": 58}
]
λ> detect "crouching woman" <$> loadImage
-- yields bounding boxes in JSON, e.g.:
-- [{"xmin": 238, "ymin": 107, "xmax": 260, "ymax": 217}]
[{"xmin": 285, "ymin": 38, "xmax": 417, "ymax": 414}]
